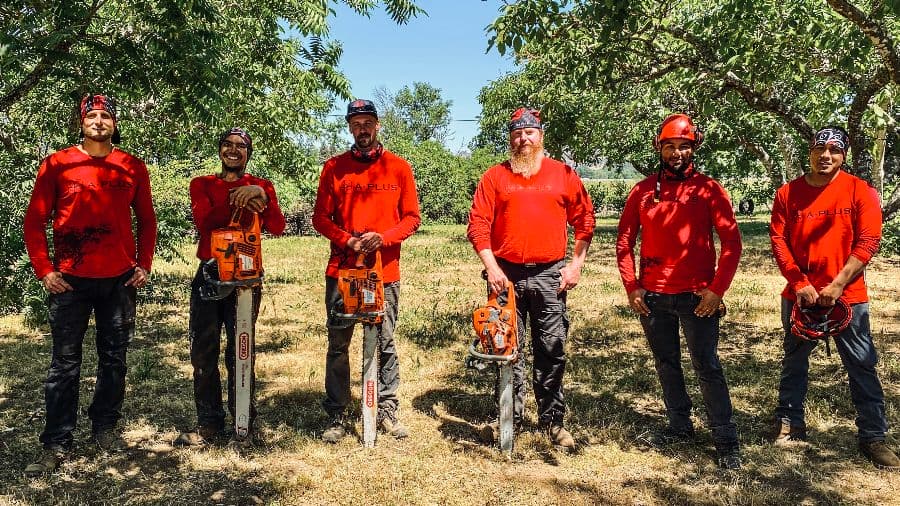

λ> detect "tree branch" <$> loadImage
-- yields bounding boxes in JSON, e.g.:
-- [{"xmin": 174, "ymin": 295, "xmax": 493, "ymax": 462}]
[
  {"xmin": 0, "ymin": 1, "xmax": 101, "ymax": 114},
  {"xmin": 826, "ymin": 0, "xmax": 900, "ymax": 86},
  {"xmin": 846, "ymin": 68, "xmax": 891, "ymax": 181}
]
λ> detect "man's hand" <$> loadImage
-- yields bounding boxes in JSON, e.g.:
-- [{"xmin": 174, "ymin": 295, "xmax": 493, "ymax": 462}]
[
  {"xmin": 817, "ymin": 282, "xmax": 844, "ymax": 307},
  {"xmin": 358, "ymin": 232, "xmax": 383, "ymax": 253},
  {"xmin": 628, "ymin": 288, "xmax": 650, "ymax": 316},
  {"xmin": 124, "ymin": 267, "xmax": 149, "ymax": 288},
  {"xmin": 558, "ymin": 264, "xmax": 582, "ymax": 293},
  {"xmin": 693, "ymin": 288, "xmax": 722, "ymax": 318},
  {"xmin": 42, "ymin": 272, "xmax": 73, "ymax": 294},
  {"xmin": 485, "ymin": 266, "xmax": 509, "ymax": 294},
  {"xmin": 347, "ymin": 236, "xmax": 363, "ymax": 253},
  {"xmin": 795, "ymin": 285, "xmax": 819, "ymax": 307},
  {"xmin": 228, "ymin": 185, "xmax": 266, "ymax": 209}
]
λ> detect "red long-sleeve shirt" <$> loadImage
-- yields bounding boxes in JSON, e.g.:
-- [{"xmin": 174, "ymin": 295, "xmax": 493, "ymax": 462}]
[
  {"xmin": 312, "ymin": 150, "xmax": 421, "ymax": 283},
  {"xmin": 189, "ymin": 173, "xmax": 286, "ymax": 260},
  {"xmin": 616, "ymin": 171, "xmax": 742, "ymax": 296},
  {"xmin": 467, "ymin": 158, "xmax": 595, "ymax": 263},
  {"xmin": 24, "ymin": 146, "xmax": 157, "ymax": 280},
  {"xmin": 770, "ymin": 170, "xmax": 881, "ymax": 304}
]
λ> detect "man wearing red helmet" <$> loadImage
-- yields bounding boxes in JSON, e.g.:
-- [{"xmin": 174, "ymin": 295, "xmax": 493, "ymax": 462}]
[
  {"xmin": 770, "ymin": 125, "xmax": 898, "ymax": 468},
  {"xmin": 23, "ymin": 94, "xmax": 157, "ymax": 476},
  {"xmin": 616, "ymin": 113, "xmax": 742, "ymax": 470},
  {"xmin": 313, "ymin": 99, "xmax": 421, "ymax": 443},
  {"xmin": 467, "ymin": 107, "xmax": 595, "ymax": 451},
  {"xmin": 174, "ymin": 127, "xmax": 285, "ymax": 446}
]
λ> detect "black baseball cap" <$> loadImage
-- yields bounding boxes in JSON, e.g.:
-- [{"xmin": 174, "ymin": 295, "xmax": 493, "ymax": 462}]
[{"xmin": 345, "ymin": 99, "xmax": 378, "ymax": 121}]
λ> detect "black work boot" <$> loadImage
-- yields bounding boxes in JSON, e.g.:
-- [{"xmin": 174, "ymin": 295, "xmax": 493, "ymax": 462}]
[
  {"xmin": 321, "ymin": 414, "xmax": 347, "ymax": 444},
  {"xmin": 645, "ymin": 426, "xmax": 696, "ymax": 448}
]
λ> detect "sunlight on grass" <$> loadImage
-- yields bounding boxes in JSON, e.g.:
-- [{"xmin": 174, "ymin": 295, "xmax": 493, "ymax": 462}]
[{"xmin": 1, "ymin": 220, "xmax": 899, "ymax": 504}]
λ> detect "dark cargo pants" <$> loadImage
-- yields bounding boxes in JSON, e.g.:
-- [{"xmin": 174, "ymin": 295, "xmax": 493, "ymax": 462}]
[
  {"xmin": 41, "ymin": 269, "xmax": 137, "ymax": 449},
  {"xmin": 496, "ymin": 258, "xmax": 569, "ymax": 427}
]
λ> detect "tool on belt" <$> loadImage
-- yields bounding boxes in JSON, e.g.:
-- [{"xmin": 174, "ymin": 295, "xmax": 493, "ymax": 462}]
[{"xmin": 334, "ymin": 250, "xmax": 385, "ymax": 447}]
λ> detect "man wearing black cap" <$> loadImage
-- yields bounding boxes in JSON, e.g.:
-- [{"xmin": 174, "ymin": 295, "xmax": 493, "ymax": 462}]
[
  {"xmin": 175, "ymin": 128, "xmax": 285, "ymax": 446},
  {"xmin": 467, "ymin": 107, "xmax": 594, "ymax": 451},
  {"xmin": 313, "ymin": 99, "xmax": 421, "ymax": 443},
  {"xmin": 23, "ymin": 94, "xmax": 157, "ymax": 476},
  {"xmin": 770, "ymin": 125, "xmax": 898, "ymax": 468}
]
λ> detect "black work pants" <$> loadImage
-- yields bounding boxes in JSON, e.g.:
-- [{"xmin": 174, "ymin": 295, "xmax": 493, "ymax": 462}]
[
  {"xmin": 497, "ymin": 258, "xmax": 569, "ymax": 427},
  {"xmin": 40, "ymin": 270, "xmax": 136, "ymax": 449}
]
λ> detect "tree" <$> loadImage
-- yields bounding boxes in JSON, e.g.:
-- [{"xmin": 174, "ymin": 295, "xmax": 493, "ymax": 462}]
[
  {"xmin": 374, "ymin": 82, "xmax": 452, "ymax": 144},
  {"xmin": 481, "ymin": 0, "xmax": 900, "ymax": 217}
]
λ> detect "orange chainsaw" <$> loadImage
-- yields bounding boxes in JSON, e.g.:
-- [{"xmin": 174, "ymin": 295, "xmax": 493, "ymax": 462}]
[
  {"xmin": 333, "ymin": 249, "xmax": 385, "ymax": 448},
  {"xmin": 333, "ymin": 250, "xmax": 385, "ymax": 324},
  {"xmin": 468, "ymin": 277, "xmax": 519, "ymax": 455},
  {"xmin": 471, "ymin": 280, "xmax": 519, "ymax": 360},
  {"xmin": 199, "ymin": 208, "xmax": 264, "ymax": 442},
  {"xmin": 200, "ymin": 209, "xmax": 264, "ymax": 300}
]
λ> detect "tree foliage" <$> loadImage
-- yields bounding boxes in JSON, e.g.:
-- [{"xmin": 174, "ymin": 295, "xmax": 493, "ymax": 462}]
[
  {"xmin": 479, "ymin": 0, "xmax": 900, "ymax": 216},
  {"xmin": 375, "ymin": 81, "xmax": 453, "ymax": 144}
]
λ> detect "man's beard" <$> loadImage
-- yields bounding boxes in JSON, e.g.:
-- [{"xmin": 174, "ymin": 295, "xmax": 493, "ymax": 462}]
[
  {"xmin": 83, "ymin": 130, "xmax": 112, "ymax": 143},
  {"xmin": 509, "ymin": 142, "xmax": 543, "ymax": 178}
]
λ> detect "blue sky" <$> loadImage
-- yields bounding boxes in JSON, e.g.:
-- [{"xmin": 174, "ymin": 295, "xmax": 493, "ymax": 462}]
[{"xmin": 327, "ymin": 1, "xmax": 517, "ymax": 151}]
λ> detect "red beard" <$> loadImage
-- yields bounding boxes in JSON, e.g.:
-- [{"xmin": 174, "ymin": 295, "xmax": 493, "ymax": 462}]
[{"xmin": 509, "ymin": 142, "xmax": 543, "ymax": 178}]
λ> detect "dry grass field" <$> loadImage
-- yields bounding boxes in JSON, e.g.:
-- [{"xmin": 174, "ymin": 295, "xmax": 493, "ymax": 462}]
[{"xmin": 2, "ymin": 217, "xmax": 900, "ymax": 505}]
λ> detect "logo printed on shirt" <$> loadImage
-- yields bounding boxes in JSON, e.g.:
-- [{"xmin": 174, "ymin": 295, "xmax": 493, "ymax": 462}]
[
  {"xmin": 502, "ymin": 183, "xmax": 554, "ymax": 194},
  {"xmin": 339, "ymin": 181, "xmax": 399, "ymax": 193},
  {"xmin": 792, "ymin": 207, "xmax": 853, "ymax": 221},
  {"xmin": 65, "ymin": 179, "xmax": 134, "ymax": 194}
]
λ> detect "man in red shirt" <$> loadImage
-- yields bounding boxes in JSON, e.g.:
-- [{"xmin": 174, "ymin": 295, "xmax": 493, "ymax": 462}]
[
  {"xmin": 175, "ymin": 128, "xmax": 285, "ymax": 446},
  {"xmin": 616, "ymin": 114, "xmax": 742, "ymax": 470},
  {"xmin": 23, "ymin": 94, "xmax": 157, "ymax": 476},
  {"xmin": 467, "ymin": 108, "xmax": 594, "ymax": 451},
  {"xmin": 770, "ymin": 125, "xmax": 898, "ymax": 468},
  {"xmin": 313, "ymin": 99, "xmax": 421, "ymax": 442}
]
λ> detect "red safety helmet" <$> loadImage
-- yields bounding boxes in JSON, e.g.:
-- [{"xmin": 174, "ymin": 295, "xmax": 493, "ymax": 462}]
[
  {"xmin": 653, "ymin": 113, "xmax": 704, "ymax": 151},
  {"xmin": 790, "ymin": 299, "xmax": 852, "ymax": 341}
]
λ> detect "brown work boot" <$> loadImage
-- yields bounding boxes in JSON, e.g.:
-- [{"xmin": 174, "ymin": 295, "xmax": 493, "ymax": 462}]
[
  {"xmin": 24, "ymin": 446, "xmax": 66, "ymax": 477},
  {"xmin": 174, "ymin": 425, "xmax": 221, "ymax": 447},
  {"xmin": 771, "ymin": 418, "xmax": 807, "ymax": 445},
  {"xmin": 860, "ymin": 440, "xmax": 900, "ymax": 469},
  {"xmin": 93, "ymin": 429, "xmax": 128, "ymax": 452},
  {"xmin": 548, "ymin": 424, "xmax": 575, "ymax": 451},
  {"xmin": 378, "ymin": 414, "xmax": 409, "ymax": 439}
]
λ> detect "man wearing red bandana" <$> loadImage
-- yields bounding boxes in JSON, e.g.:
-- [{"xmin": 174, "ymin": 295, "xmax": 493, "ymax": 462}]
[
  {"xmin": 312, "ymin": 99, "xmax": 421, "ymax": 443},
  {"xmin": 467, "ymin": 107, "xmax": 595, "ymax": 451},
  {"xmin": 23, "ymin": 94, "xmax": 157, "ymax": 476},
  {"xmin": 616, "ymin": 113, "xmax": 742, "ymax": 470},
  {"xmin": 770, "ymin": 125, "xmax": 899, "ymax": 468}
]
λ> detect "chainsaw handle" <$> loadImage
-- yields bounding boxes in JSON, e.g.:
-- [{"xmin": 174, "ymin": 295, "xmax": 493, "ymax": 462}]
[
  {"xmin": 228, "ymin": 208, "xmax": 260, "ymax": 231},
  {"xmin": 354, "ymin": 250, "xmax": 383, "ymax": 269},
  {"xmin": 468, "ymin": 338, "xmax": 518, "ymax": 363}
]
